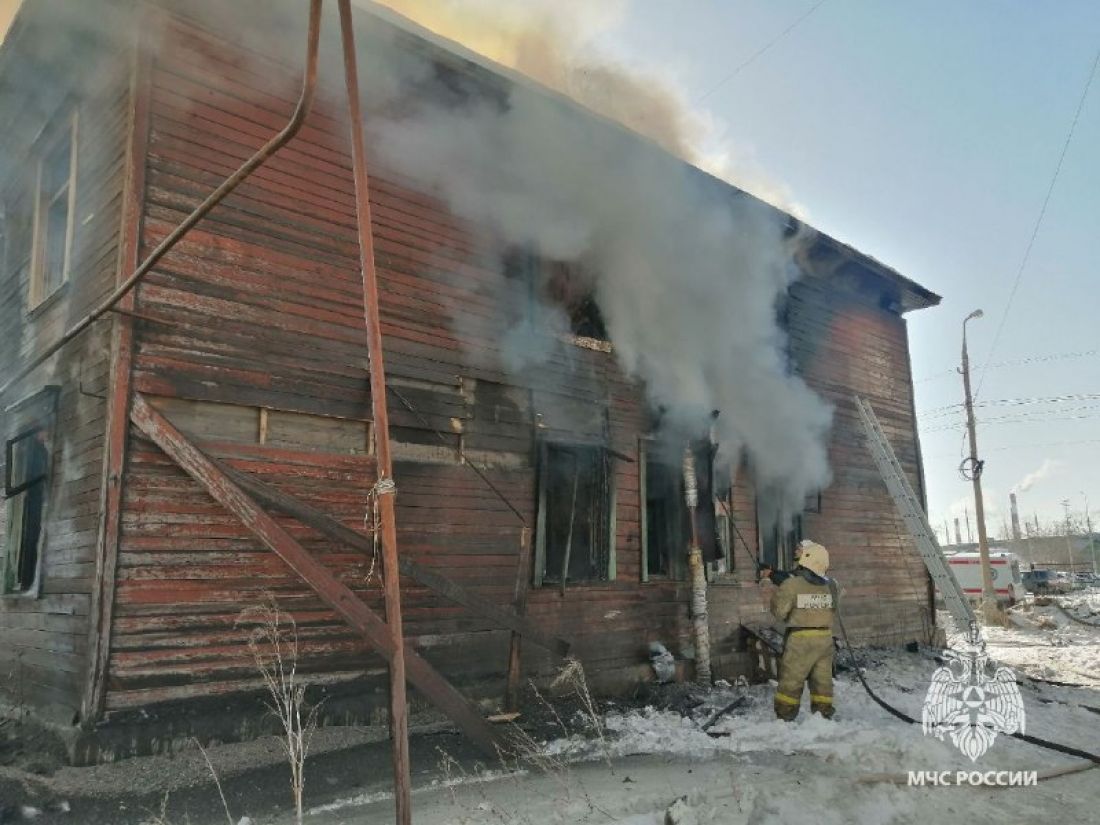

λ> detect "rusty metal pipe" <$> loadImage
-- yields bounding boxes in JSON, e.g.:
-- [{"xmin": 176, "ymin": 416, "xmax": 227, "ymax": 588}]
[
  {"xmin": 336, "ymin": 2, "xmax": 413, "ymax": 823},
  {"xmin": 0, "ymin": 0, "xmax": 324, "ymax": 400}
]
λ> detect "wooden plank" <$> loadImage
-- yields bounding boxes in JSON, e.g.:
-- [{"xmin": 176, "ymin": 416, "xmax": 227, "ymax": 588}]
[
  {"xmin": 505, "ymin": 527, "xmax": 532, "ymax": 711},
  {"xmin": 128, "ymin": 392, "xmax": 501, "ymax": 756},
  {"xmin": 223, "ymin": 465, "xmax": 569, "ymax": 657}
]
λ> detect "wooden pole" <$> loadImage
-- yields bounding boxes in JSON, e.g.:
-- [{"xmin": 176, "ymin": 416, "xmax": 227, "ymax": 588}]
[
  {"xmin": 337, "ymin": 2, "xmax": 411, "ymax": 821},
  {"xmin": 506, "ymin": 528, "xmax": 533, "ymax": 711}
]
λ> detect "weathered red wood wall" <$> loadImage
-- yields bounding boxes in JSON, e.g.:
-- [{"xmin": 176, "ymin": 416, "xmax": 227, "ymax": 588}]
[
  {"xmin": 97, "ymin": 0, "xmax": 933, "ymax": 726},
  {"xmin": 0, "ymin": 11, "xmax": 131, "ymax": 723}
]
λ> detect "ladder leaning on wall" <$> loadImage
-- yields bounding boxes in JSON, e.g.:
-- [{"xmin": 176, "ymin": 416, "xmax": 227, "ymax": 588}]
[{"xmin": 853, "ymin": 396, "xmax": 980, "ymax": 640}]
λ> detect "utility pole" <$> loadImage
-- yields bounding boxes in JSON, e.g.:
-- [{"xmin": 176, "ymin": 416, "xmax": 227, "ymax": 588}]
[
  {"xmin": 1061, "ymin": 499, "xmax": 1079, "ymax": 577},
  {"xmin": 959, "ymin": 309, "xmax": 1000, "ymax": 623},
  {"xmin": 1083, "ymin": 492, "xmax": 1097, "ymax": 575}
]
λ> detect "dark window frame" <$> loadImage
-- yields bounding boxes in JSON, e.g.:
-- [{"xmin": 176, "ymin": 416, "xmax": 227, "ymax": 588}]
[
  {"xmin": 533, "ymin": 440, "xmax": 616, "ymax": 587},
  {"xmin": 1, "ymin": 386, "xmax": 59, "ymax": 598},
  {"xmin": 639, "ymin": 437, "xmax": 688, "ymax": 582}
]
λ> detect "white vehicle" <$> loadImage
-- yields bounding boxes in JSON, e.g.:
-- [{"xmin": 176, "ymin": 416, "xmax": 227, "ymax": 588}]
[{"xmin": 944, "ymin": 551, "xmax": 1027, "ymax": 606}]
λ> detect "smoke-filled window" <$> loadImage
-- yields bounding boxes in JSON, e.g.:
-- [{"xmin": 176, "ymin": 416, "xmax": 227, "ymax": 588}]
[
  {"xmin": 535, "ymin": 442, "xmax": 614, "ymax": 586},
  {"xmin": 757, "ymin": 490, "xmax": 806, "ymax": 573},
  {"xmin": 504, "ymin": 247, "xmax": 608, "ymax": 342},
  {"xmin": 1, "ymin": 387, "xmax": 58, "ymax": 597},
  {"xmin": 28, "ymin": 111, "xmax": 78, "ymax": 309},
  {"xmin": 544, "ymin": 261, "xmax": 608, "ymax": 341}
]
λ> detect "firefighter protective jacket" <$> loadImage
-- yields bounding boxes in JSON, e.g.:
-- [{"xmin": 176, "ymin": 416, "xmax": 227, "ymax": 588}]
[{"xmin": 769, "ymin": 567, "xmax": 835, "ymax": 630}]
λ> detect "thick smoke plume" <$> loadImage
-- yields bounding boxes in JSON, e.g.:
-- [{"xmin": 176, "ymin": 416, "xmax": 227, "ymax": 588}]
[{"xmin": 358, "ymin": 1, "xmax": 834, "ymax": 507}]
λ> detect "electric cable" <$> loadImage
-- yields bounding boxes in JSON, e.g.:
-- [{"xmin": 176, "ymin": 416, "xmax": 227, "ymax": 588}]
[
  {"xmin": 386, "ymin": 384, "xmax": 528, "ymax": 527},
  {"xmin": 974, "ymin": 44, "xmax": 1100, "ymax": 400},
  {"xmin": 696, "ymin": 0, "xmax": 829, "ymax": 103}
]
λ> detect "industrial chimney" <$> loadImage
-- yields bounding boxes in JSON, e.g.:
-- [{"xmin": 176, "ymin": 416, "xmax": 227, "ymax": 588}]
[
  {"xmin": 1010, "ymin": 492, "xmax": 1022, "ymax": 541},
  {"xmin": 954, "ymin": 518, "xmax": 962, "ymax": 545}
]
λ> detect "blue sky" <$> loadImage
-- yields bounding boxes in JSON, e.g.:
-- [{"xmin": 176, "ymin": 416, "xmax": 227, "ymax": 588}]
[{"xmin": 597, "ymin": 0, "xmax": 1100, "ymax": 539}]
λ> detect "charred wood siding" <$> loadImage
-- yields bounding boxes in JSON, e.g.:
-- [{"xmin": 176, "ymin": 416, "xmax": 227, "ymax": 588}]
[{"xmin": 0, "ymin": 53, "xmax": 129, "ymax": 720}]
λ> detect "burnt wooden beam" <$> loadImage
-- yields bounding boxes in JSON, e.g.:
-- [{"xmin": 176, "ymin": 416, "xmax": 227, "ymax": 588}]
[
  {"xmin": 222, "ymin": 463, "xmax": 571, "ymax": 658},
  {"xmin": 129, "ymin": 392, "xmax": 501, "ymax": 757}
]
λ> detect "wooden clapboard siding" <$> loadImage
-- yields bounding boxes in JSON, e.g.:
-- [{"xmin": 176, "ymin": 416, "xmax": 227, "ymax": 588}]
[
  {"xmin": 92, "ymin": 0, "xmax": 936, "ymax": 719},
  {"xmin": 0, "ymin": 25, "xmax": 131, "ymax": 721},
  {"xmin": 791, "ymin": 277, "xmax": 934, "ymax": 643}
]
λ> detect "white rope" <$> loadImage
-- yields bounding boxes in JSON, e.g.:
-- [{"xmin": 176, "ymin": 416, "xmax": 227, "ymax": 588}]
[{"xmin": 362, "ymin": 476, "xmax": 396, "ymax": 585}]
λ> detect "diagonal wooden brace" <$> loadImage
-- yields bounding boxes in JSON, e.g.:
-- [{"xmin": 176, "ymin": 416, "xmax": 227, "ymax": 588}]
[
  {"xmin": 219, "ymin": 464, "xmax": 571, "ymax": 658},
  {"xmin": 129, "ymin": 393, "xmax": 501, "ymax": 756}
]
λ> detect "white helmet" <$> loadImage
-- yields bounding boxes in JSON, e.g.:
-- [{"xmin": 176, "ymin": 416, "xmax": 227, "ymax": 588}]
[{"xmin": 797, "ymin": 540, "xmax": 829, "ymax": 577}]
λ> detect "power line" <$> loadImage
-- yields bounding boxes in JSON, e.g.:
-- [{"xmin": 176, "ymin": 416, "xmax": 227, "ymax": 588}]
[
  {"xmin": 914, "ymin": 348, "xmax": 1099, "ymax": 384},
  {"xmin": 974, "ymin": 44, "xmax": 1100, "ymax": 400},
  {"xmin": 920, "ymin": 391, "xmax": 1100, "ymax": 418},
  {"xmin": 696, "ymin": 0, "xmax": 829, "ymax": 103},
  {"xmin": 925, "ymin": 437, "xmax": 1100, "ymax": 459},
  {"xmin": 923, "ymin": 409, "xmax": 1100, "ymax": 434}
]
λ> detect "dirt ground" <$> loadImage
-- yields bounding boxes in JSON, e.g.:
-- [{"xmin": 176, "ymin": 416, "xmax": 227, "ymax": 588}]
[{"xmin": 0, "ymin": 680, "xmax": 701, "ymax": 824}]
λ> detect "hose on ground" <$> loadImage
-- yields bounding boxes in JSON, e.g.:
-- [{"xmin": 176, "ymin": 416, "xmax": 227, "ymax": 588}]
[{"xmin": 827, "ymin": 579, "xmax": 1100, "ymax": 766}]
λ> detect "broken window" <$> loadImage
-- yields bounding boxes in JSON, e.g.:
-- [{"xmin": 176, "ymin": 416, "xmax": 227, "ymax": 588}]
[
  {"xmin": 2, "ymin": 388, "xmax": 58, "ymax": 596},
  {"xmin": 29, "ymin": 112, "xmax": 77, "ymax": 308},
  {"xmin": 640, "ymin": 439, "xmax": 725, "ymax": 581},
  {"xmin": 503, "ymin": 246, "xmax": 609, "ymax": 342},
  {"xmin": 535, "ymin": 442, "xmax": 614, "ymax": 586},
  {"xmin": 544, "ymin": 260, "xmax": 608, "ymax": 341}
]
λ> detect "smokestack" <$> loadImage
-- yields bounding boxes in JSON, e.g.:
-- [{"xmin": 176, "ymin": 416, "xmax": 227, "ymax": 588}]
[
  {"xmin": 1010, "ymin": 492, "xmax": 1022, "ymax": 541},
  {"xmin": 954, "ymin": 518, "xmax": 962, "ymax": 545}
]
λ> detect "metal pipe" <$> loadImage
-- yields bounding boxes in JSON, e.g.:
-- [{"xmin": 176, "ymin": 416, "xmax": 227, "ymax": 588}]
[
  {"xmin": 336, "ymin": 2, "xmax": 413, "ymax": 823},
  {"xmin": 0, "ymin": 0, "xmax": 324, "ymax": 401}
]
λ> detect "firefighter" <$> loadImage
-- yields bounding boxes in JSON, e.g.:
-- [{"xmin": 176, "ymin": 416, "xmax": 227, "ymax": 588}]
[{"xmin": 766, "ymin": 540, "xmax": 836, "ymax": 721}]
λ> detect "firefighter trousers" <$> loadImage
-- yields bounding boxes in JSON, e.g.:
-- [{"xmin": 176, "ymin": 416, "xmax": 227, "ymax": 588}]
[{"xmin": 774, "ymin": 628, "xmax": 834, "ymax": 720}]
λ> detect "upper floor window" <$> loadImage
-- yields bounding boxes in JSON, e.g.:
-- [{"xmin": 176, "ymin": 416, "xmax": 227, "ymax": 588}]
[{"xmin": 29, "ymin": 112, "xmax": 78, "ymax": 309}]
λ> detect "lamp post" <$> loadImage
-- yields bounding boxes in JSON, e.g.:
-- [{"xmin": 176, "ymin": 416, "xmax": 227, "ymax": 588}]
[
  {"xmin": 960, "ymin": 309, "xmax": 1000, "ymax": 623},
  {"xmin": 1083, "ymin": 492, "xmax": 1096, "ymax": 575},
  {"xmin": 1062, "ymin": 498, "xmax": 1080, "ymax": 581}
]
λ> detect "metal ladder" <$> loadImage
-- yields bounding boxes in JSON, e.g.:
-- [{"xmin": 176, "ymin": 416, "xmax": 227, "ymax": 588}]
[{"xmin": 854, "ymin": 396, "xmax": 979, "ymax": 637}]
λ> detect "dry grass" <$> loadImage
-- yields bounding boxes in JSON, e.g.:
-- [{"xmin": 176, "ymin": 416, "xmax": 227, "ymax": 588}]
[{"xmin": 237, "ymin": 595, "xmax": 322, "ymax": 825}]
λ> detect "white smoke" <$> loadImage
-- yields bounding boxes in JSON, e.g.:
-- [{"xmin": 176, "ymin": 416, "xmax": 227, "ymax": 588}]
[
  {"xmin": 1015, "ymin": 459, "xmax": 1060, "ymax": 493},
  {"xmin": 357, "ymin": 7, "xmax": 834, "ymax": 506}
]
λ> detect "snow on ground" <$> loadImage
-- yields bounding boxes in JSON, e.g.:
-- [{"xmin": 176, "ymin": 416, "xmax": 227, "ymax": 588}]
[
  {"xmin": 947, "ymin": 589, "xmax": 1100, "ymax": 686},
  {"xmin": 300, "ymin": 605, "xmax": 1100, "ymax": 825}
]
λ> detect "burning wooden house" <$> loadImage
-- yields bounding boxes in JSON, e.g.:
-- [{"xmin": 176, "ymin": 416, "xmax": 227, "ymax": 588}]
[{"xmin": 0, "ymin": 0, "xmax": 940, "ymax": 763}]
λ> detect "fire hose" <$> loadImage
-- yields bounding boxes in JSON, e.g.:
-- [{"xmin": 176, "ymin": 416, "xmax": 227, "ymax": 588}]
[
  {"xmin": 826, "ymin": 579, "xmax": 1100, "ymax": 770},
  {"xmin": 702, "ymin": 503, "xmax": 1100, "ymax": 767}
]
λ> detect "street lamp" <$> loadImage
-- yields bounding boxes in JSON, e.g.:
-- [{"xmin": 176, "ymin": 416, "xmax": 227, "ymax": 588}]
[
  {"xmin": 1083, "ymin": 492, "xmax": 1097, "ymax": 575},
  {"xmin": 1061, "ymin": 499, "xmax": 1079, "ymax": 583},
  {"xmin": 959, "ymin": 309, "xmax": 1000, "ymax": 623}
]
